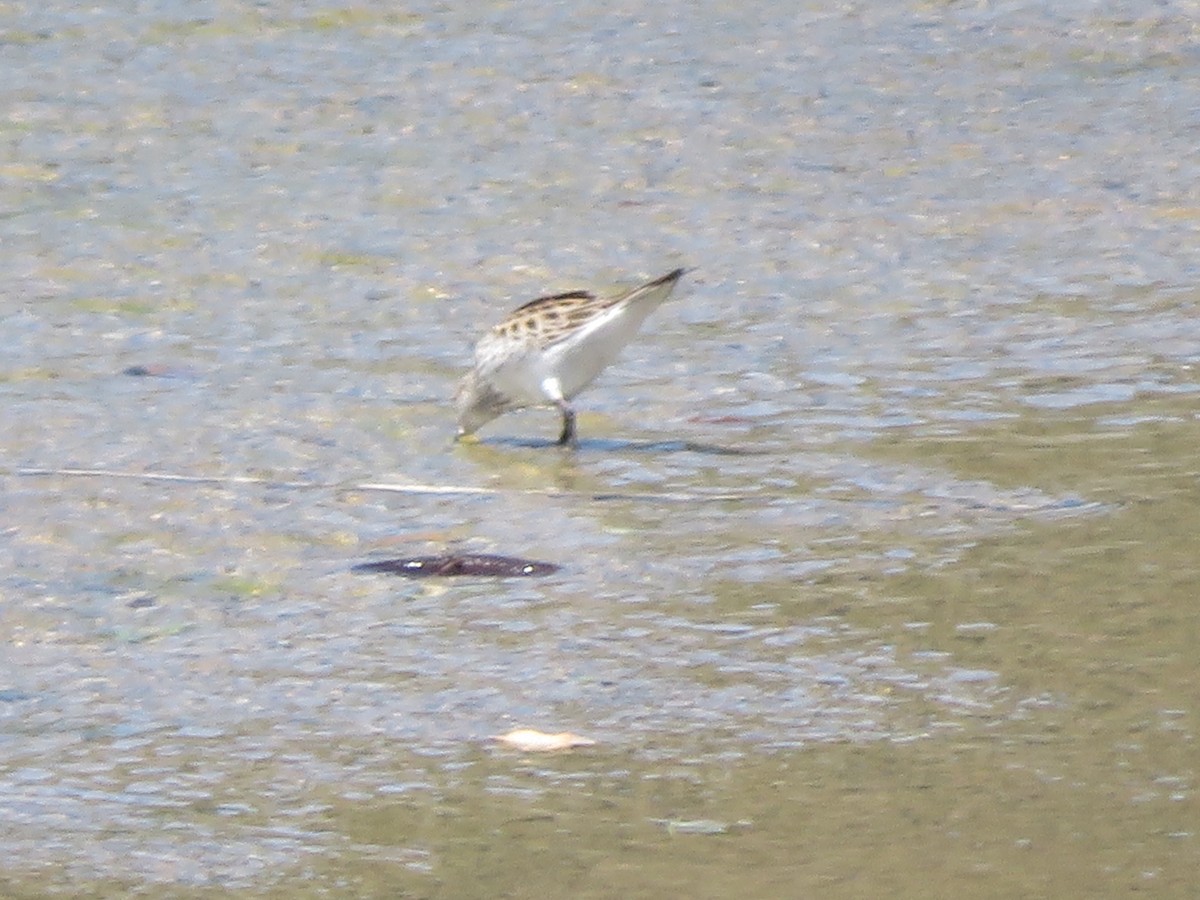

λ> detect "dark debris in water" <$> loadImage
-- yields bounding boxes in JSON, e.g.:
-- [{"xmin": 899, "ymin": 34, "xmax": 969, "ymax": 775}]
[
  {"xmin": 122, "ymin": 363, "xmax": 196, "ymax": 379},
  {"xmin": 352, "ymin": 554, "xmax": 560, "ymax": 578}
]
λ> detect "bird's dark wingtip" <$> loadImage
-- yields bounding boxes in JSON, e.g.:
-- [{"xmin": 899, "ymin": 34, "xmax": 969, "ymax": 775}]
[{"xmin": 654, "ymin": 266, "xmax": 691, "ymax": 286}]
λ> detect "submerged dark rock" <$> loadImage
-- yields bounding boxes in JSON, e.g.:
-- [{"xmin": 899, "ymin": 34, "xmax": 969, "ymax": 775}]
[
  {"xmin": 122, "ymin": 363, "xmax": 195, "ymax": 379},
  {"xmin": 353, "ymin": 554, "xmax": 559, "ymax": 578}
]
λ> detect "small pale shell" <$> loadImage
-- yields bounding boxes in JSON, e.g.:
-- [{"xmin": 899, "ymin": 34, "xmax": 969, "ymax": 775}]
[{"xmin": 492, "ymin": 729, "xmax": 597, "ymax": 752}]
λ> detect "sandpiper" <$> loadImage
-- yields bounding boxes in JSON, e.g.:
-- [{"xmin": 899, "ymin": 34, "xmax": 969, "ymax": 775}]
[{"xmin": 455, "ymin": 267, "xmax": 687, "ymax": 445}]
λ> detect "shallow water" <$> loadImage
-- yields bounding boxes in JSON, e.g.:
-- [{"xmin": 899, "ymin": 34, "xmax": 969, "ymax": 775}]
[{"xmin": 2, "ymin": 0, "xmax": 1199, "ymax": 895}]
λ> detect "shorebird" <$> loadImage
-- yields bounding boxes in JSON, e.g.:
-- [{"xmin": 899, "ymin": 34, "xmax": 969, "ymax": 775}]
[{"xmin": 454, "ymin": 268, "xmax": 687, "ymax": 445}]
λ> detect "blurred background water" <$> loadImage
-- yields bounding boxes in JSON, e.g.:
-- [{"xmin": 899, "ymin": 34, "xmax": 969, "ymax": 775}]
[{"xmin": 1, "ymin": 0, "xmax": 1198, "ymax": 895}]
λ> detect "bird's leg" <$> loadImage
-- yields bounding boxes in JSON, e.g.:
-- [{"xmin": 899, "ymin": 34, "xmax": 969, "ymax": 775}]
[
  {"xmin": 556, "ymin": 402, "xmax": 577, "ymax": 446},
  {"xmin": 541, "ymin": 376, "xmax": 577, "ymax": 447}
]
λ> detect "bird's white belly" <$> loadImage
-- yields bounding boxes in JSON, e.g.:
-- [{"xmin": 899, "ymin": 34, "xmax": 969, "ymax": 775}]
[
  {"xmin": 477, "ymin": 297, "xmax": 660, "ymax": 408},
  {"xmin": 487, "ymin": 351, "xmax": 554, "ymax": 405},
  {"xmin": 545, "ymin": 304, "xmax": 654, "ymax": 398}
]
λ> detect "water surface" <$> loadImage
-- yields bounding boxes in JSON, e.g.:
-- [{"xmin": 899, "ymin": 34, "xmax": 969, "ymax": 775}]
[{"xmin": 2, "ymin": 0, "xmax": 1198, "ymax": 895}]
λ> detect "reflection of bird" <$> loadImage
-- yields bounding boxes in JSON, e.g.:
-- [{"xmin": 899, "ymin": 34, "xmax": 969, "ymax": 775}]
[{"xmin": 454, "ymin": 268, "xmax": 687, "ymax": 445}]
